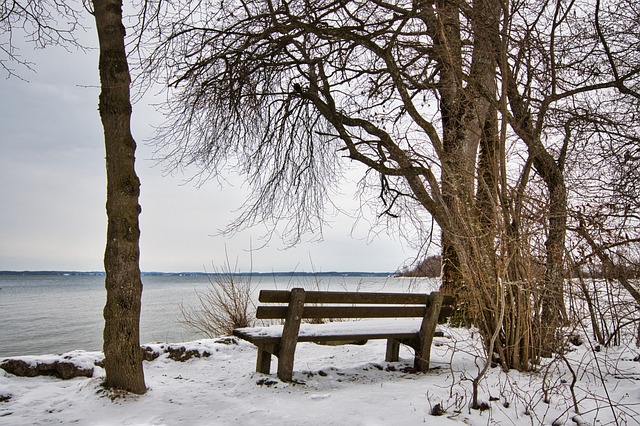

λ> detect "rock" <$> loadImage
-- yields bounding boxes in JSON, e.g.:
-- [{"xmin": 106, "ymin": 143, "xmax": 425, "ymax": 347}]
[
  {"xmin": 0, "ymin": 359, "xmax": 93, "ymax": 380},
  {"xmin": 214, "ymin": 337, "xmax": 238, "ymax": 345},
  {"xmin": 141, "ymin": 345, "xmax": 162, "ymax": 361},
  {"xmin": 54, "ymin": 361, "xmax": 93, "ymax": 380},
  {"xmin": 167, "ymin": 345, "xmax": 213, "ymax": 362},
  {"xmin": 256, "ymin": 378, "xmax": 278, "ymax": 387},
  {"xmin": 0, "ymin": 359, "xmax": 39, "ymax": 377},
  {"xmin": 431, "ymin": 403, "xmax": 445, "ymax": 416},
  {"xmin": 568, "ymin": 333, "xmax": 584, "ymax": 346}
]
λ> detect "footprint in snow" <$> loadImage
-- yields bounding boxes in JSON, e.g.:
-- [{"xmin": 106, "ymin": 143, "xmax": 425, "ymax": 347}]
[{"xmin": 309, "ymin": 394, "xmax": 331, "ymax": 400}]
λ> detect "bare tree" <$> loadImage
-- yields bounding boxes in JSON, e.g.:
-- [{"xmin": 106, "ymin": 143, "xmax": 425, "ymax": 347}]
[
  {"xmin": 567, "ymin": 0, "xmax": 640, "ymax": 305},
  {"xmin": 92, "ymin": 0, "xmax": 146, "ymax": 394},
  {"xmin": 142, "ymin": 0, "xmax": 639, "ymax": 370},
  {"xmin": 503, "ymin": 0, "xmax": 640, "ymax": 350},
  {"xmin": 2, "ymin": 0, "xmax": 148, "ymax": 394},
  {"xmin": 0, "ymin": 0, "xmax": 84, "ymax": 75},
  {"xmin": 142, "ymin": 0, "xmax": 530, "ymax": 369}
]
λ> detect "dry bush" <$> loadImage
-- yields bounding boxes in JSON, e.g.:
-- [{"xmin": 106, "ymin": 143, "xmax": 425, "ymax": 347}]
[
  {"xmin": 567, "ymin": 240, "xmax": 640, "ymax": 348},
  {"xmin": 179, "ymin": 259, "xmax": 256, "ymax": 338}
]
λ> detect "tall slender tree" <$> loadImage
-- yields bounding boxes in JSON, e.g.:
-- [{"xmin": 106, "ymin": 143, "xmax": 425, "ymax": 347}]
[
  {"xmin": 92, "ymin": 0, "xmax": 146, "ymax": 394},
  {"xmin": 1, "ymin": 0, "xmax": 147, "ymax": 393}
]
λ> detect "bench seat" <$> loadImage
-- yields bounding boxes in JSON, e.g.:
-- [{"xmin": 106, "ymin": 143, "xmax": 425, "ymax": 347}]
[{"xmin": 234, "ymin": 318, "xmax": 429, "ymax": 344}]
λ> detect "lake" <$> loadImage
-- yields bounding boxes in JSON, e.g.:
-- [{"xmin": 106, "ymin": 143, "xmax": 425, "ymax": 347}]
[{"xmin": 0, "ymin": 273, "xmax": 439, "ymax": 357}]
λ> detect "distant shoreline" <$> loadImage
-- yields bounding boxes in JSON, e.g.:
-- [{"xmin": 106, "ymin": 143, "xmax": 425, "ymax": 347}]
[{"xmin": 0, "ymin": 270, "xmax": 394, "ymax": 278}]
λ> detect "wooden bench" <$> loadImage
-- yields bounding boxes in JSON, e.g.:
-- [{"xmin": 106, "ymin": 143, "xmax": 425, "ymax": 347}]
[{"xmin": 233, "ymin": 288, "xmax": 454, "ymax": 381}]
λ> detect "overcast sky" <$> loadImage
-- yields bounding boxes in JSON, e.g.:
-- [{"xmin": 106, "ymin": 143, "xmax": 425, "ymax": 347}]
[{"xmin": 0, "ymin": 30, "xmax": 414, "ymax": 273}]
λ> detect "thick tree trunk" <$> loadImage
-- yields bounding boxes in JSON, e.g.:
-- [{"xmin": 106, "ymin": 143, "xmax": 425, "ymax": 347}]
[
  {"xmin": 438, "ymin": 0, "xmax": 501, "ymax": 328},
  {"xmin": 426, "ymin": 0, "xmax": 470, "ymax": 298},
  {"xmin": 540, "ymin": 173, "xmax": 567, "ymax": 344},
  {"xmin": 506, "ymin": 78, "xmax": 568, "ymax": 356},
  {"xmin": 93, "ymin": 0, "xmax": 146, "ymax": 394}
]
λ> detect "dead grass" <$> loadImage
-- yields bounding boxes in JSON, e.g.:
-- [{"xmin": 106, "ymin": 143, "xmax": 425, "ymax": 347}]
[{"xmin": 179, "ymin": 257, "xmax": 256, "ymax": 338}]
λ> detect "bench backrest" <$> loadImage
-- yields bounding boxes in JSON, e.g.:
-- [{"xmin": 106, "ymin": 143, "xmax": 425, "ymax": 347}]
[{"xmin": 256, "ymin": 288, "xmax": 454, "ymax": 321}]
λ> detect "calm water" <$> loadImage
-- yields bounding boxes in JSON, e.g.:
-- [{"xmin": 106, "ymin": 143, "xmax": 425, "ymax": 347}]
[{"xmin": 0, "ymin": 274, "xmax": 438, "ymax": 357}]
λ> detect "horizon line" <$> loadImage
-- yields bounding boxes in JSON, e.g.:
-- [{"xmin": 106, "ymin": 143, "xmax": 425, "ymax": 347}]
[{"xmin": 0, "ymin": 270, "xmax": 397, "ymax": 276}]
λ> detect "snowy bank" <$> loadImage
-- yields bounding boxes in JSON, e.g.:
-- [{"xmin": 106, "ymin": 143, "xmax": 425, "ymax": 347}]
[{"xmin": 1, "ymin": 328, "xmax": 639, "ymax": 425}]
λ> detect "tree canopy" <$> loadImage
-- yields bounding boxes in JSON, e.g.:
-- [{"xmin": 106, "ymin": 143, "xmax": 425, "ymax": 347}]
[{"xmin": 138, "ymin": 0, "xmax": 640, "ymax": 371}]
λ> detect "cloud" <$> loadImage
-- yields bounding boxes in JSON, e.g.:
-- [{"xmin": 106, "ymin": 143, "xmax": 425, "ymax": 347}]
[{"xmin": 0, "ymin": 36, "xmax": 410, "ymax": 273}]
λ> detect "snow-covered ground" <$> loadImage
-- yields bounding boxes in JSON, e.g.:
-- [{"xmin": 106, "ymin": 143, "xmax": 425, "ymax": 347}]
[{"xmin": 1, "ymin": 325, "xmax": 639, "ymax": 425}]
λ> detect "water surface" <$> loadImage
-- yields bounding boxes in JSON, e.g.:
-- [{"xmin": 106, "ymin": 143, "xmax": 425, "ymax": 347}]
[{"xmin": 0, "ymin": 273, "xmax": 437, "ymax": 357}]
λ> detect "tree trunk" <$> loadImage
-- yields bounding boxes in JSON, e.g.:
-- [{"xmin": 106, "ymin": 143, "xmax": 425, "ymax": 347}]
[
  {"xmin": 427, "ymin": 0, "xmax": 470, "ymax": 299},
  {"xmin": 506, "ymin": 78, "xmax": 568, "ymax": 356},
  {"xmin": 93, "ymin": 0, "xmax": 146, "ymax": 394},
  {"xmin": 540, "ymin": 170, "xmax": 567, "ymax": 352}
]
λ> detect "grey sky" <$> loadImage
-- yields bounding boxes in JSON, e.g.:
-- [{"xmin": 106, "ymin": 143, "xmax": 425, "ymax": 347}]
[{"xmin": 0, "ymin": 34, "xmax": 411, "ymax": 273}]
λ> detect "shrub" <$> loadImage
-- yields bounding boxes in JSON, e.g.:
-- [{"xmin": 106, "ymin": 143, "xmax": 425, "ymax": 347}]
[{"xmin": 179, "ymin": 258, "xmax": 256, "ymax": 338}]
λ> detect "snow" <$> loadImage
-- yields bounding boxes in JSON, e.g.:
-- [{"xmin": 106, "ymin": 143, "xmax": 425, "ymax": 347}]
[
  {"xmin": 235, "ymin": 318, "xmax": 424, "ymax": 339},
  {"xmin": 1, "ymin": 326, "xmax": 639, "ymax": 425}
]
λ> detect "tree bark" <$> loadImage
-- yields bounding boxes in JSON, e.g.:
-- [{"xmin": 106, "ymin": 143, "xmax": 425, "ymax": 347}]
[
  {"xmin": 434, "ymin": 0, "xmax": 501, "ymax": 298},
  {"xmin": 93, "ymin": 0, "xmax": 146, "ymax": 394},
  {"xmin": 506, "ymin": 78, "xmax": 568, "ymax": 355},
  {"xmin": 540, "ymin": 167, "xmax": 567, "ymax": 345},
  {"xmin": 426, "ymin": 0, "xmax": 469, "ymax": 298}
]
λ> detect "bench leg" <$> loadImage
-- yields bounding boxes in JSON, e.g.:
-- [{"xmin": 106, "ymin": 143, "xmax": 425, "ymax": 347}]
[
  {"xmin": 415, "ymin": 292, "xmax": 444, "ymax": 372},
  {"xmin": 256, "ymin": 345, "xmax": 273, "ymax": 374},
  {"xmin": 277, "ymin": 350, "xmax": 295, "ymax": 382},
  {"xmin": 385, "ymin": 339, "xmax": 400, "ymax": 362},
  {"xmin": 277, "ymin": 288, "xmax": 305, "ymax": 381},
  {"xmin": 414, "ymin": 335, "xmax": 434, "ymax": 372}
]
